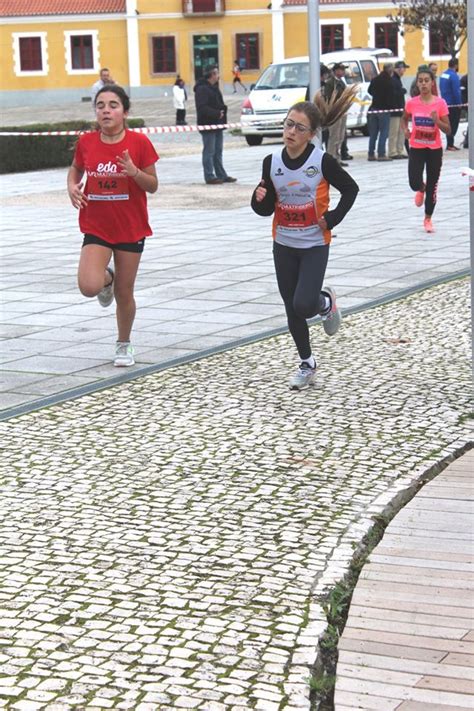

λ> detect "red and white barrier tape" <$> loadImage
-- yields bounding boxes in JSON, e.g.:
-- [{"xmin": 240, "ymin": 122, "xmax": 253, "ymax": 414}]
[
  {"xmin": 0, "ymin": 104, "xmax": 467, "ymax": 137},
  {"xmin": 0, "ymin": 122, "xmax": 243, "ymax": 137},
  {"xmin": 367, "ymin": 103, "xmax": 467, "ymax": 115}
]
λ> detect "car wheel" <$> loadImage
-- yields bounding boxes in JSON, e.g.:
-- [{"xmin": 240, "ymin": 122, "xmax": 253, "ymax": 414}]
[
  {"xmin": 361, "ymin": 124, "xmax": 369, "ymax": 136},
  {"xmin": 245, "ymin": 135, "xmax": 263, "ymax": 146}
]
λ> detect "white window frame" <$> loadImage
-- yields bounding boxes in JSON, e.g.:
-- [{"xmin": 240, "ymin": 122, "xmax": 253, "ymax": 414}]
[
  {"xmin": 320, "ymin": 18, "xmax": 351, "ymax": 52},
  {"xmin": 12, "ymin": 32, "xmax": 48, "ymax": 76},
  {"xmin": 422, "ymin": 27, "xmax": 451, "ymax": 61},
  {"xmin": 368, "ymin": 17, "xmax": 405, "ymax": 63},
  {"xmin": 64, "ymin": 30, "xmax": 99, "ymax": 75}
]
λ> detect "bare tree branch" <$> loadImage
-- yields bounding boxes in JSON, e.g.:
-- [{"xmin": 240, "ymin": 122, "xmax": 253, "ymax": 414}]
[{"xmin": 389, "ymin": 0, "xmax": 467, "ymax": 58}]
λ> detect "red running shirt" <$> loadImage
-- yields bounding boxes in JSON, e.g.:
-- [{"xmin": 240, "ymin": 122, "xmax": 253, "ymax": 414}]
[{"xmin": 74, "ymin": 130, "xmax": 159, "ymax": 244}]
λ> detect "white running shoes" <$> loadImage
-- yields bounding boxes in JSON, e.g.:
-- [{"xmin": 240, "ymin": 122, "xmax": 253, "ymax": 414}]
[
  {"xmin": 114, "ymin": 342, "xmax": 135, "ymax": 367},
  {"xmin": 289, "ymin": 362, "xmax": 317, "ymax": 390}
]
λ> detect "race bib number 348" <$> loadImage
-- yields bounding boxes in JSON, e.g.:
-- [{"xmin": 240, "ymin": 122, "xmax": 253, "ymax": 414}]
[
  {"xmin": 87, "ymin": 171, "xmax": 129, "ymax": 201},
  {"xmin": 413, "ymin": 116, "xmax": 436, "ymax": 146}
]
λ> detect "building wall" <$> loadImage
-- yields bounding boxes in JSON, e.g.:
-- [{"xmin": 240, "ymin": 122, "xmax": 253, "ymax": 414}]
[
  {"xmin": 283, "ymin": 5, "xmax": 468, "ymax": 75},
  {"xmin": 0, "ymin": 1, "xmax": 467, "ymax": 107},
  {"xmin": 136, "ymin": 14, "xmax": 269, "ymax": 88},
  {"xmin": 0, "ymin": 18, "xmax": 127, "ymax": 93}
]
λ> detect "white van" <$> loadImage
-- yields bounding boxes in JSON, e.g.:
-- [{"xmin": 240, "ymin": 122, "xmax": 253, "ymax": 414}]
[{"xmin": 240, "ymin": 48, "xmax": 393, "ymax": 145}]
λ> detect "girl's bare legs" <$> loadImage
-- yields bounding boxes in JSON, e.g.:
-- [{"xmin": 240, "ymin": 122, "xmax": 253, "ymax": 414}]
[
  {"xmin": 113, "ymin": 250, "xmax": 142, "ymax": 342},
  {"xmin": 77, "ymin": 244, "xmax": 113, "ymax": 297}
]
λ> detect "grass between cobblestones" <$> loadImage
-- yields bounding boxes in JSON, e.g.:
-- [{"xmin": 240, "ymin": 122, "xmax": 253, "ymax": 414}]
[
  {"xmin": 309, "ymin": 514, "xmax": 399, "ymax": 708},
  {"xmin": 0, "ymin": 277, "xmax": 471, "ymax": 710}
]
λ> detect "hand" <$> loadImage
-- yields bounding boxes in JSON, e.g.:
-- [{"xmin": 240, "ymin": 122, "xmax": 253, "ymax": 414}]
[
  {"xmin": 404, "ymin": 128, "xmax": 411, "ymax": 139},
  {"xmin": 317, "ymin": 216, "xmax": 328, "ymax": 230},
  {"xmin": 116, "ymin": 149, "xmax": 137, "ymax": 176},
  {"xmin": 430, "ymin": 110, "xmax": 438, "ymax": 124},
  {"xmin": 68, "ymin": 182, "xmax": 87, "ymax": 209},
  {"xmin": 255, "ymin": 180, "xmax": 267, "ymax": 202}
]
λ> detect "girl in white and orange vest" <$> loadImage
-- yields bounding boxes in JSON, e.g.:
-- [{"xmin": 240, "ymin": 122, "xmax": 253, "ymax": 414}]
[{"xmin": 251, "ymin": 94, "xmax": 359, "ymax": 390}]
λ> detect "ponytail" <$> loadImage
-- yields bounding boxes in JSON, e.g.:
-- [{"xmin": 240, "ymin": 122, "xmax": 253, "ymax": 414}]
[{"xmin": 313, "ymin": 84, "xmax": 359, "ymax": 128}]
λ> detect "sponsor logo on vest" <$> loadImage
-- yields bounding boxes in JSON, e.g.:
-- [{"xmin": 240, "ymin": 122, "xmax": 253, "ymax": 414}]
[
  {"xmin": 275, "ymin": 168, "xmax": 284, "ymax": 176},
  {"xmin": 304, "ymin": 166, "xmax": 319, "ymax": 177},
  {"xmin": 97, "ymin": 161, "xmax": 118, "ymax": 172}
]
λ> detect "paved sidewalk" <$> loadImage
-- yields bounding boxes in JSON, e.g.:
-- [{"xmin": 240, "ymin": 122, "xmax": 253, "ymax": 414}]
[
  {"xmin": 335, "ymin": 448, "xmax": 474, "ymax": 711},
  {"xmin": 0, "ymin": 137, "xmax": 469, "ymax": 418},
  {"xmin": 0, "ymin": 277, "xmax": 471, "ymax": 710}
]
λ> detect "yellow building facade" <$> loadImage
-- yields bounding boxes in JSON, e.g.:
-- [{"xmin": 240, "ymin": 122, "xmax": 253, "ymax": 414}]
[{"xmin": 0, "ymin": 0, "xmax": 467, "ymax": 107}]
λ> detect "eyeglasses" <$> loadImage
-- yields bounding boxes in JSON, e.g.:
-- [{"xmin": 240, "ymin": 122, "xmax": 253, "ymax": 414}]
[{"xmin": 283, "ymin": 118, "xmax": 312, "ymax": 133}]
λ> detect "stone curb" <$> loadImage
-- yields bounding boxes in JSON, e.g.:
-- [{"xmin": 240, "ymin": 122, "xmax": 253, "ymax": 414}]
[{"xmin": 0, "ymin": 269, "xmax": 469, "ymax": 423}]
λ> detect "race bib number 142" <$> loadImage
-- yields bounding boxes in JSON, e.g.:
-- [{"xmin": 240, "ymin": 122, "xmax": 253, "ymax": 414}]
[{"xmin": 87, "ymin": 171, "xmax": 129, "ymax": 201}]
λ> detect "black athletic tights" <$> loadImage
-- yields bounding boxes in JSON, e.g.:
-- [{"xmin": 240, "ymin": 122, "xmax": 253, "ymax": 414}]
[
  {"xmin": 408, "ymin": 147, "xmax": 443, "ymax": 217},
  {"xmin": 273, "ymin": 241, "xmax": 329, "ymax": 361}
]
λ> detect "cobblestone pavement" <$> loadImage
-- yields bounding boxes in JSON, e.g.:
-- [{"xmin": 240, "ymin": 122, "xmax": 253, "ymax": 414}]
[
  {"xmin": 0, "ymin": 277, "xmax": 471, "ymax": 710},
  {"xmin": 0, "ymin": 142, "xmax": 469, "ymax": 416}
]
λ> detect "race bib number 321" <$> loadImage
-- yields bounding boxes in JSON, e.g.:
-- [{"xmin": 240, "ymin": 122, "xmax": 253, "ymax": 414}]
[
  {"xmin": 87, "ymin": 171, "xmax": 129, "ymax": 201},
  {"xmin": 275, "ymin": 200, "xmax": 317, "ymax": 228}
]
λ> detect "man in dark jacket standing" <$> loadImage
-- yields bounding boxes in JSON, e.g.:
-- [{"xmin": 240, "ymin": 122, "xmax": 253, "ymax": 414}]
[
  {"xmin": 389, "ymin": 60, "xmax": 409, "ymax": 159},
  {"xmin": 367, "ymin": 62, "xmax": 394, "ymax": 161},
  {"xmin": 194, "ymin": 65, "xmax": 237, "ymax": 184}
]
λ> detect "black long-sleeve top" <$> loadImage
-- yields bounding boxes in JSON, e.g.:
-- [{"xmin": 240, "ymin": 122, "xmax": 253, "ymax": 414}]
[
  {"xmin": 251, "ymin": 144, "xmax": 359, "ymax": 231},
  {"xmin": 368, "ymin": 71, "xmax": 395, "ymax": 111},
  {"xmin": 193, "ymin": 78, "xmax": 227, "ymax": 126}
]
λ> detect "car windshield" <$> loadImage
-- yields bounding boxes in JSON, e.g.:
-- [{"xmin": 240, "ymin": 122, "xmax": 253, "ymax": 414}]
[{"xmin": 254, "ymin": 62, "xmax": 309, "ymax": 90}]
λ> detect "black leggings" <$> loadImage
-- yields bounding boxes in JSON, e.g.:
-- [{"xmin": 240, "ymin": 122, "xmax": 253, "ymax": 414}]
[
  {"xmin": 273, "ymin": 241, "xmax": 329, "ymax": 360},
  {"xmin": 408, "ymin": 147, "xmax": 443, "ymax": 217}
]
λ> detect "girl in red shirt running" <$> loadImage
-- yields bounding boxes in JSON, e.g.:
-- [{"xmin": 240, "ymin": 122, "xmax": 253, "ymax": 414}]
[
  {"xmin": 402, "ymin": 68, "xmax": 450, "ymax": 234},
  {"xmin": 67, "ymin": 85, "xmax": 158, "ymax": 367}
]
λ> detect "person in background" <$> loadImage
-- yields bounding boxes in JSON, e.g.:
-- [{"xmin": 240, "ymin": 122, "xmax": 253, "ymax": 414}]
[
  {"xmin": 232, "ymin": 61, "xmax": 247, "ymax": 93},
  {"xmin": 340, "ymin": 133, "xmax": 353, "ymax": 161},
  {"xmin": 429, "ymin": 63, "xmax": 439, "ymax": 95},
  {"xmin": 194, "ymin": 65, "xmax": 237, "ymax": 185},
  {"xmin": 173, "ymin": 75, "xmax": 188, "ymax": 125},
  {"xmin": 367, "ymin": 63, "xmax": 395, "ymax": 161},
  {"xmin": 305, "ymin": 64, "xmax": 331, "ymax": 149},
  {"xmin": 410, "ymin": 63, "xmax": 438, "ymax": 98},
  {"xmin": 340, "ymin": 65, "xmax": 354, "ymax": 161},
  {"xmin": 320, "ymin": 64, "xmax": 331, "ymax": 151},
  {"xmin": 440, "ymin": 57, "xmax": 462, "ymax": 151},
  {"xmin": 460, "ymin": 73, "xmax": 468, "ymax": 148},
  {"xmin": 402, "ymin": 67, "xmax": 450, "ymax": 234},
  {"xmin": 323, "ymin": 63, "xmax": 350, "ymax": 166},
  {"xmin": 91, "ymin": 68, "xmax": 114, "ymax": 103},
  {"xmin": 389, "ymin": 60, "xmax": 409, "ymax": 159}
]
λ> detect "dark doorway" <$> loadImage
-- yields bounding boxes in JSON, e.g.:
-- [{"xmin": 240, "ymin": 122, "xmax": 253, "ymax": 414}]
[{"xmin": 193, "ymin": 34, "xmax": 219, "ymax": 81}]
